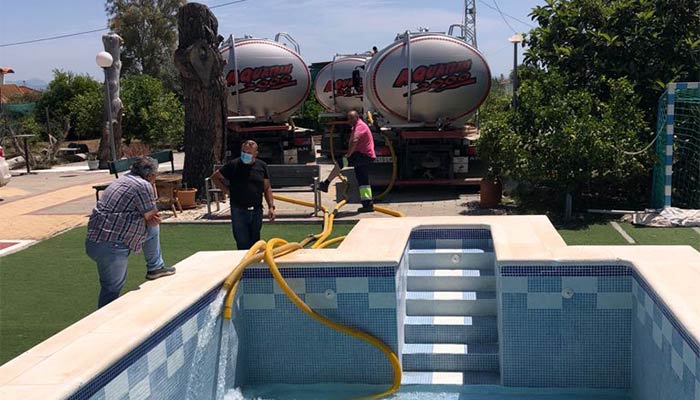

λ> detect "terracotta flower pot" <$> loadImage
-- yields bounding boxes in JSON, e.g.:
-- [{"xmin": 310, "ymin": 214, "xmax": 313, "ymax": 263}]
[
  {"xmin": 177, "ymin": 188, "xmax": 198, "ymax": 209},
  {"xmin": 479, "ymin": 178, "xmax": 502, "ymax": 208}
]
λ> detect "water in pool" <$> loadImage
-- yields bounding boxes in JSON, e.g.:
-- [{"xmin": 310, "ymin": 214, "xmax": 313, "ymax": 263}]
[{"xmin": 223, "ymin": 384, "xmax": 630, "ymax": 399}]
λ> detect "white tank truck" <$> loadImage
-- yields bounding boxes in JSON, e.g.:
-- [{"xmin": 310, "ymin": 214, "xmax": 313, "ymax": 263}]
[
  {"xmin": 312, "ymin": 53, "xmax": 375, "ymax": 160},
  {"xmin": 220, "ymin": 33, "xmax": 314, "ymax": 164},
  {"xmin": 314, "ymin": 25, "xmax": 492, "ymax": 185}
]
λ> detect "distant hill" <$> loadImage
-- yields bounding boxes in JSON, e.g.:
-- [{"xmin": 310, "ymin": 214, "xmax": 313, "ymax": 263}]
[{"xmin": 6, "ymin": 79, "xmax": 47, "ymax": 91}]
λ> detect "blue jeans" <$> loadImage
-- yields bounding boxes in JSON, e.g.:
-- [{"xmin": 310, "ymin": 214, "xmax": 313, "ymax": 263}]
[
  {"xmin": 86, "ymin": 225, "xmax": 165, "ymax": 308},
  {"xmin": 230, "ymin": 207, "xmax": 263, "ymax": 250}
]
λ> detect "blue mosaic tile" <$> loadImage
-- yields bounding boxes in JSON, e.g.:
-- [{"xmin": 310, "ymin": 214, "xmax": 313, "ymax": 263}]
[
  {"xmin": 305, "ymin": 277, "xmax": 336, "ymax": 293},
  {"xmin": 500, "ymin": 265, "xmax": 632, "ymax": 389},
  {"xmin": 240, "ymin": 278, "xmax": 273, "ymax": 294},
  {"xmin": 165, "ymin": 328, "xmax": 183, "ymax": 356},
  {"xmin": 501, "ymin": 265, "xmax": 631, "ymax": 277},
  {"xmin": 631, "ymin": 291, "xmax": 698, "ymax": 400},
  {"xmin": 368, "ymin": 277, "xmax": 395, "ymax": 292},
  {"xmin": 242, "ymin": 265, "xmax": 396, "ymax": 279},
  {"xmin": 409, "ymin": 228, "xmax": 495, "ymax": 251},
  {"xmin": 598, "ymin": 276, "xmax": 632, "ymax": 293},
  {"xmin": 409, "ymin": 228, "xmax": 492, "ymax": 240},
  {"xmin": 633, "ymin": 271, "xmax": 700, "ymax": 355},
  {"xmin": 528, "ymin": 276, "xmax": 562, "ymax": 293},
  {"xmin": 68, "ymin": 287, "xmax": 221, "ymax": 400}
]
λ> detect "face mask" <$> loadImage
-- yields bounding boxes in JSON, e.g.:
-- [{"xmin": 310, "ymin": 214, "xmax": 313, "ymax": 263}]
[{"xmin": 240, "ymin": 152, "xmax": 254, "ymax": 164}]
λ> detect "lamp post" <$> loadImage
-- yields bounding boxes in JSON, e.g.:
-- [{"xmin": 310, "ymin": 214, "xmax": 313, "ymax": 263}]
[
  {"xmin": 96, "ymin": 51, "xmax": 117, "ymax": 163},
  {"xmin": 508, "ymin": 33, "xmax": 524, "ymax": 108}
]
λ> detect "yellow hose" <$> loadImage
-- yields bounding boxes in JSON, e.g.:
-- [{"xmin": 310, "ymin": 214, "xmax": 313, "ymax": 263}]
[
  {"xmin": 263, "ymin": 239, "xmax": 402, "ymax": 399},
  {"xmin": 220, "ymin": 236, "xmax": 402, "ymax": 399},
  {"xmin": 373, "ymin": 205, "xmax": 405, "ymax": 218},
  {"xmin": 316, "ymin": 235, "xmax": 347, "ymax": 249},
  {"xmin": 218, "ymin": 121, "xmax": 405, "ymax": 399},
  {"xmin": 373, "ymin": 132, "xmax": 397, "ymax": 201},
  {"xmin": 330, "ymin": 114, "xmax": 398, "ymax": 204}
]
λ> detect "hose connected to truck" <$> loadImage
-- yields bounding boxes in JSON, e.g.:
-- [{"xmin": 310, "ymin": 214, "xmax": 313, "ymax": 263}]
[{"xmin": 220, "ymin": 181, "xmax": 404, "ymax": 398}]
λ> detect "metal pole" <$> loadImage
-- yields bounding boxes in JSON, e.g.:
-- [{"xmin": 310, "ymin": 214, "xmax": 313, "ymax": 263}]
[
  {"xmin": 331, "ymin": 54, "xmax": 338, "ymax": 113},
  {"xmin": 23, "ymin": 136, "xmax": 31, "ymax": 174},
  {"xmin": 104, "ymin": 68, "xmax": 118, "ymax": 163},
  {"xmin": 405, "ymin": 31, "xmax": 412, "ymax": 122},
  {"xmin": 512, "ymin": 41, "xmax": 519, "ymax": 108}
]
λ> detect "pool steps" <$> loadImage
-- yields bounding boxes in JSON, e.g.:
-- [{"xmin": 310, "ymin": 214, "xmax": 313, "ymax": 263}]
[{"xmin": 402, "ymin": 248, "xmax": 500, "ymax": 385}]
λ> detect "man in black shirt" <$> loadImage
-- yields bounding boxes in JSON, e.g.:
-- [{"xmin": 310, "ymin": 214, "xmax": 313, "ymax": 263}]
[{"xmin": 210, "ymin": 140, "xmax": 275, "ymax": 250}]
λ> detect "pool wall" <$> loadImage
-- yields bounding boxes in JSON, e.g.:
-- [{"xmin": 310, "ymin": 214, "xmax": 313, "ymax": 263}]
[
  {"xmin": 631, "ymin": 273, "xmax": 700, "ymax": 399},
  {"xmin": 234, "ymin": 264, "xmax": 400, "ymax": 385},
  {"xmin": 71, "ymin": 288, "xmax": 237, "ymax": 400},
  {"xmin": 499, "ymin": 265, "xmax": 632, "ymax": 388}
]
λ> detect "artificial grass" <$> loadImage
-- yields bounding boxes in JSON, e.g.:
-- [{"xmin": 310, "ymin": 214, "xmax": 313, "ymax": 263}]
[
  {"xmin": 0, "ymin": 222, "xmax": 354, "ymax": 365},
  {"xmin": 556, "ymin": 222, "xmax": 630, "ymax": 246},
  {"xmin": 619, "ymin": 222, "xmax": 700, "ymax": 250}
]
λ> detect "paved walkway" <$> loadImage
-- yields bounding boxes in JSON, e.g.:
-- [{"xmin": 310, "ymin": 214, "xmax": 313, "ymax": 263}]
[
  {"xmin": 0, "ymin": 182, "xmax": 108, "ymax": 240},
  {"xmin": 0, "ymin": 153, "xmax": 185, "ymax": 241},
  {"xmin": 0, "ymin": 152, "xmax": 500, "ymax": 240}
]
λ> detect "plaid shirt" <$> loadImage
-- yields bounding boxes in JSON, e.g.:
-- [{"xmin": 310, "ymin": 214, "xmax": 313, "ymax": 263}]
[{"xmin": 87, "ymin": 173, "xmax": 156, "ymax": 252}]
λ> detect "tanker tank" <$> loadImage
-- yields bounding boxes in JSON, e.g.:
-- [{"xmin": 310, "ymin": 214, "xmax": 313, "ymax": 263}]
[
  {"xmin": 221, "ymin": 35, "xmax": 311, "ymax": 123},
  {"xmin": 313, "ymin": 55, "xmax": 369, "ymax": 114},
  {"xmin": 364, "ymin": 31, "xmax": 491, "ymax": 128}
]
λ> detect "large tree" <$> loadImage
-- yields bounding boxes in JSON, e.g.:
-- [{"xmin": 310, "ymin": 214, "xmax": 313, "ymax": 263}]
[
  {"xmin": 121, "ymin": 74, "xmax": 184, "ymax": 148},
  {"xmin": 105, "ymin": 0, "xmax": 185, "ymax": 91},
  {"xmin": 174, "ymin": 3, "xmax": 226, "ymax": 196},
  {"xmin": 525, "ymin": 0, "xmax": 700, "ymax": 127},
  {"xmin": 35, "ymin": 70, "xmax": 102, "ymax": 139}
]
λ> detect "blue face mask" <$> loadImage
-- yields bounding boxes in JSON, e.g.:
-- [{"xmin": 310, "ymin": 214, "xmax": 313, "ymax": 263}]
[{"xmin": 240, "ymin": 152, "xmax": 254, "ymax": 164}]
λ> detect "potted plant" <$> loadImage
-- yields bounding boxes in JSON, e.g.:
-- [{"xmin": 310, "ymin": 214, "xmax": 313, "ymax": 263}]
[
  {"xmin": 177, "ymin": 183, "xmax": 198, "ymax": 209},
  {"xmin": 475, "ymin": 109, "xmax": 512, "ymax": 208},
  {"xmin": 87, "ymin": 153, "xmax": 100, "ymax": 171}
]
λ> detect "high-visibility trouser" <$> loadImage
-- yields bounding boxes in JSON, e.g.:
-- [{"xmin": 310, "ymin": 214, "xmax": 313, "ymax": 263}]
[
  {"xmin": 354, "ymin": 162, "xmax": 372, "ymax": 203},
  {"xmin": 359, "ymin": 185, "xmax": 373, "ymax": 201}
]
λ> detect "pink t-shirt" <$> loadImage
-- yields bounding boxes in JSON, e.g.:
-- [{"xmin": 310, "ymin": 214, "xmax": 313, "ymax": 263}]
[{"xmin": 351, "ymin": 119, "xmax": 376, "ymax": 159}]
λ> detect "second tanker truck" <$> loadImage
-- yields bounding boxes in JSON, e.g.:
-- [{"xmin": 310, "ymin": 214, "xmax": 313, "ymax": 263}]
[{"xmin": 314, "ymin": 26, "xmax": 492, "ymax": 186}]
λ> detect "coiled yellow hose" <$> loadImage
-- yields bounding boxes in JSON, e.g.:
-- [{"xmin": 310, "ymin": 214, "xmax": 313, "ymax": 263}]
[
  {"xmin": 264, "ymin": 238, "xmax": 402, "ymax": 399},
  {"xmin": 219, "ymin": 118, "xmax": 405, "ymax": 399},
  {"xmin": 315, "ymin": 235, "xmax": 347, "ymax": 249}
]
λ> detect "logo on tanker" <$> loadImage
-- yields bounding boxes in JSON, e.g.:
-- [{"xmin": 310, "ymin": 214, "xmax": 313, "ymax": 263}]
[
  {"xmin": 322, "ymin": 79, "xmax": 363, "ymax": 97},
  {"xmin": 391, "ymin": 60, "xmax": 477, "ymax": 96},
  {"xmin": 225, "ymin": 64, "xmax": 297, "ymax": 93}
]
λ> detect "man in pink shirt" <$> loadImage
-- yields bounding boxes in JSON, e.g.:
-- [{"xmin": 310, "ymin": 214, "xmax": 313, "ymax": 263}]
[{"xmin": 319, "ymin": 110, "xmax": 376, "ymax": 212}]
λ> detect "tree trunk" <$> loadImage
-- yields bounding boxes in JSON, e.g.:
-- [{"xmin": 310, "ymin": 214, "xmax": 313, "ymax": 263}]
[
  {"xmin": 98, "ymin": 33, "xmax": 124, "ymax": 169},
  {"xmin": 174, "ymin": 2, "xmax": 226, "ymax": 197}
]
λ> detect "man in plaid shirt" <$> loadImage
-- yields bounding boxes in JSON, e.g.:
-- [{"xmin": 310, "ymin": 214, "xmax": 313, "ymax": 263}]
[{"xmin": 86, "ymin": 157, "xmax": 175, "ymax": 308}]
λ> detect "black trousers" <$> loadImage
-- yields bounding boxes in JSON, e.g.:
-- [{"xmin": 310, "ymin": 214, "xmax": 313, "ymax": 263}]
[
  {"xmin": 230, "ymin": 206, "xmax": 263, "ymax": 250},
  {"xmin": 348, "ymin": 153, "xmax": 374, "ymax": 204}
]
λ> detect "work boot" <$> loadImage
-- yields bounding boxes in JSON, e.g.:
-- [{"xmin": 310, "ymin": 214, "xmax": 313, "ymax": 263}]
[
  {"xmin": 318, "ymin": 180, "xmax": 330, "ymax": 193},
  {"xmin": 146, "ymin": 266, "xmax": 177, "ymax": 280},
  {"xmin": 358, "ymin": 201, "xmax": 374, "ymax": 213}
]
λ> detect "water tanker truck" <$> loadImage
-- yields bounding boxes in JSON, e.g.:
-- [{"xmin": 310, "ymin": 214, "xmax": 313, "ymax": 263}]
[
  {"xmin": 315, "ymin": 26, "xmax": 492, "ymax": 185},
  {"xmin": 220, "ymin": 33, "xmax": 314, "ymax": 164}
]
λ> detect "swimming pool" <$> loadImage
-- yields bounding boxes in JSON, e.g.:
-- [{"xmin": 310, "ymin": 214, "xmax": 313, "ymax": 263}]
[{"xmin": 1, "ymin": 216, "xmax": 698, "ymax": 400}]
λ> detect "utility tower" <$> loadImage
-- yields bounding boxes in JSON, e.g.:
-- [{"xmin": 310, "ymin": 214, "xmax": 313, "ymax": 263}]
[{"xmin": 463, "ymin": 0, "xmax": 477, "ymax": 47}]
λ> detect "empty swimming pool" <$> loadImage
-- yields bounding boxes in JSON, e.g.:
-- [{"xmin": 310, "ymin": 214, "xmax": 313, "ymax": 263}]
[{"xmin": 1, "ymin": 217, "xmax": 698, "ymax": 400}]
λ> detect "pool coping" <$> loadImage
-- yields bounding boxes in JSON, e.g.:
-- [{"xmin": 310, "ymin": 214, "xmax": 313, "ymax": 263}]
[{"xmin": 1, "ymin": 215, "xmax": 699, "ymax": 399}]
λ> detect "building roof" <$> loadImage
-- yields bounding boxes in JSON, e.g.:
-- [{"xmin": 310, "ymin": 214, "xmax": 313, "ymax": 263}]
[
  {"xmin": 0, "ymin": 68, "xmax": 15, "ymax": 74},
  {"xmin": 0, "ymin": 84, "xmax": 40, "ymax": 104}
]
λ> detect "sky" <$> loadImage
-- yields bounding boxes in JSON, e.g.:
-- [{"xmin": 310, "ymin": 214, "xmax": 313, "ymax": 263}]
[{"xmin": 0, "ymin": 0, "xmax": 543, "ymax": 87}]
